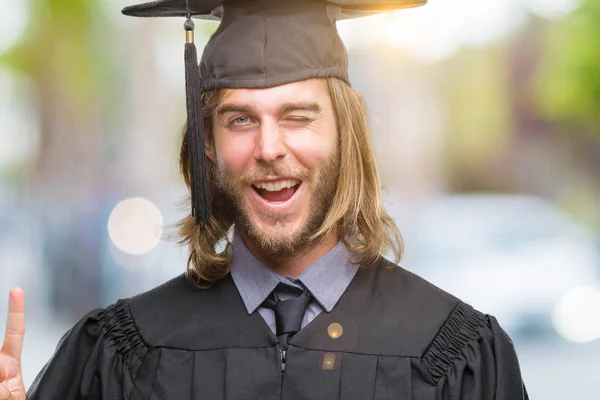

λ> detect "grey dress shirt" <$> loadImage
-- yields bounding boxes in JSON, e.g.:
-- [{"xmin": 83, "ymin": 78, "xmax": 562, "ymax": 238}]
[{"xmin": 230, "ymin": 231, "xmax": 359, "ymax": 334}]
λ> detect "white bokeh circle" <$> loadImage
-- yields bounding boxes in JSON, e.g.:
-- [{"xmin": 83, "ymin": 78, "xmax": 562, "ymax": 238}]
[
  {"xmin": 553, "ymin": 284, "xmax": 600, "ymax": 343},
  {"xmin": 108, "ymin": 197, "xmax": 164, "ymax": 255}
]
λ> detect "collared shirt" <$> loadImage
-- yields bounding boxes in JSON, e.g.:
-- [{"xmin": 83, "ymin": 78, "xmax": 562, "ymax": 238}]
[{"xmin": 230, "ymin": 231, "xmax": 359, "ymax": 334}]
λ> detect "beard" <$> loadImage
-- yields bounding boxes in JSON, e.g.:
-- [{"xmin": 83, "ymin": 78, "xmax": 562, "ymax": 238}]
[{"xmin": 213, "ymin": 150, "xmax": 340, "ymax": 256}]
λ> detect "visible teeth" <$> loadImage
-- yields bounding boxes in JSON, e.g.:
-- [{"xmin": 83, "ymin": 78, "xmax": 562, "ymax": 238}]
[{"xmin": 254, "ymin": 179, "xmax": 299, "ymax": 192}]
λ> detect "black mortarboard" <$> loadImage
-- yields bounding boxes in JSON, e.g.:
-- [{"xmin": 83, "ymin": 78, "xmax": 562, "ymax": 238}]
[{"xmin": 121, "ymin": 0, "xmax": 427, "ymax": 224}]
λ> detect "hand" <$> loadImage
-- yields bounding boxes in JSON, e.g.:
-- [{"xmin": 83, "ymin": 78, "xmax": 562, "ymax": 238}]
[{"xmin": 0, "ymin": 288, "xmax": 26, "ymax": 400}]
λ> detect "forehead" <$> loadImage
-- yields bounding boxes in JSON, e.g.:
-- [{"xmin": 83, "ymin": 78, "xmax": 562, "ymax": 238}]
[{"xmin": 218, "ymin": 79, "xmax": 331, "ymax": 109}]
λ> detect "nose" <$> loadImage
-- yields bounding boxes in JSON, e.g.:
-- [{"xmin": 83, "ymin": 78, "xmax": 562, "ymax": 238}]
[{"xmin": 254, "ymin": 121, "xmax": 287, "ymax": 163}]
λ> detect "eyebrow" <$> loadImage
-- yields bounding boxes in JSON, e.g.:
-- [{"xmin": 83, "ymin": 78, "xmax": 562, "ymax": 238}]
[
  {"xmin": 216, "ymin": 104, "xmax": 257, "ymax": 116},
  {"xmin": 277, "ymin": 102, "xmax": 322, "ymax": 115},
  {"xmin": 215, "ymin": 101, "xmax": 322, "ymax": 117}
]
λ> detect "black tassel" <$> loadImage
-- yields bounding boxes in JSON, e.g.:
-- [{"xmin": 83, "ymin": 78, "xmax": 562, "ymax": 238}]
[{"xmin": 184, "ymin": 18, "xmax": 210, "ymax": 225}]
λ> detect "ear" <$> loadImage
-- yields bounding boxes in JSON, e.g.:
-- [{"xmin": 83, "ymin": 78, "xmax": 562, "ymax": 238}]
[{"xmin": 205, "ymin": 130, "xmax": 216, "ymax": 162}]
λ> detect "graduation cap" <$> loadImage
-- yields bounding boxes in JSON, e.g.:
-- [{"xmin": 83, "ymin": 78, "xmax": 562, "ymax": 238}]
[{"xmin": 121, "ymin": 0, "xmax": 428, "ymax": 225}]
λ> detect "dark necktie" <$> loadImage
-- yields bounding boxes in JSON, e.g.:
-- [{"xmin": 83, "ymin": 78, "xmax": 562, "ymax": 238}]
[{"xmin": 264, "ymin": 283, "xmax": 312, "ymax": 353}]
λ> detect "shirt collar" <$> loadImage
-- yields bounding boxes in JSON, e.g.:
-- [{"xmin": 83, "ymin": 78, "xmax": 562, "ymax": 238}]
[
  {"xmin": 295, "ymin": 241, "xmax": 359, "ymax": 312},
  {"xmin": 230, "ymin": 232, "xmax": 281, "ymax": 315},
  {"xmin": 230, "ymin": 230, "xmax": 359, "ymax": 315}
]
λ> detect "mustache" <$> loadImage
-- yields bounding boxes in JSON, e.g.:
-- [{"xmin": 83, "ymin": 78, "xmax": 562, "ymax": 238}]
[{"xmin": 239, "ymin": 164, "xmax": 311, "ymax": 185}]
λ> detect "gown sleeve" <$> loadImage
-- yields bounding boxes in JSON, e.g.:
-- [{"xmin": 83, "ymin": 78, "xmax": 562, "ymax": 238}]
[
  {"xmin": 422, "ymin": 303, "xmax": 529, "ymax": 400},
  {"xmin": 27, "ymin": 300, "xmax": 148, "ymax": 400}
]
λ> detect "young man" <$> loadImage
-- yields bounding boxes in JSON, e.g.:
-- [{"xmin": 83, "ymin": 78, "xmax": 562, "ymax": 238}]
[{"xmin": 1, "ymin": 0, "xmax": 528, "ymax": 399}]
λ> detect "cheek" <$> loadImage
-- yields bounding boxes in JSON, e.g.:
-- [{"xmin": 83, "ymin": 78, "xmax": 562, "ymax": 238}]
[
  {"xmin": 286, "ymin": 128, "xmax": 338, "ymax": 169},
  {"xmin": 214, "ymin": 133, "xmax": 255, "ymax": 176}
]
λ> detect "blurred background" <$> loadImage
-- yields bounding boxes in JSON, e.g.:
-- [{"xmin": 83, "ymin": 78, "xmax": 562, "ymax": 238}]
[{"xmin": 1, "ymin": 0, "xmax": 599, "ymax": 397}]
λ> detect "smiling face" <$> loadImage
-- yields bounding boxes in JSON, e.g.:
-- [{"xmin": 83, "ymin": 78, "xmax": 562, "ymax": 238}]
[{"xmin": 206, "ymin": 79, "xmax": 340, "ymax": 255}]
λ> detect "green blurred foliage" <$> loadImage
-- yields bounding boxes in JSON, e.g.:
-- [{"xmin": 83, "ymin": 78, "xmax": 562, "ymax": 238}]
[
  {"xmin": 437, "ymin": 43, "xmax": 515, "ymax": 192},
  {"xmin": 441, "ymin": 45, "xmax": 512, "ymax": 159},
  {"xmin": 0, "ymin": 0, "xmax": 117, "ymax": 111},
  {"xmin": 0, "ymin": 0, "xmax": 122, "ymax": 317},
  {"xmin": 534, "ymin": 0, "xmax": 600, "ymax": 134}
]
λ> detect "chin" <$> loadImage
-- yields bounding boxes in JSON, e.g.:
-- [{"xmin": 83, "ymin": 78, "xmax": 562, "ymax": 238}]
[
  {"xmin": 256, "ymin": 216, "xmax": 304, "ymax": 239},
  {"xmin": 246, "ymin": 215, "xmax": 309, "ymax": 253}
]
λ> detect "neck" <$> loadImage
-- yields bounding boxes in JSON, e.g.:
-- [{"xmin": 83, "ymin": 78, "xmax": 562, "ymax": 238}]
[{"xmin": 239, "ymin": 230, "xmax": 339, "ymax": 277}]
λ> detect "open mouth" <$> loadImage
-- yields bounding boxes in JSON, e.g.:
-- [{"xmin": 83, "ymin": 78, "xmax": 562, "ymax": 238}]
[{"xmin": 252, "ymin": 179, "xmax": 301, "ymax": 203}]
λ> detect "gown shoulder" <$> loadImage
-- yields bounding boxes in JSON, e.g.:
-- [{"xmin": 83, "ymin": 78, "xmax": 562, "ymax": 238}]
[
  {"xmin": 27, "ymin": 298, "xmax": 147, "ymax": 400},
  {"xmin": 26, "ymin": 273, "xmax": 270, "ymax": 400},
  {"xmin": 420, "ymin": 299, "xmax": 529, "ymax": 399},
  {"xmin": 373, "ymin": 259, "xmax": 529, "ymax": 398}
]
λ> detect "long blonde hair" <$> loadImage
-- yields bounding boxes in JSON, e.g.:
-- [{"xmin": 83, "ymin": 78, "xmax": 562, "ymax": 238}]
[{"xmin": 174, "ymin": 77, "xmax": 403, "ymax": 286}]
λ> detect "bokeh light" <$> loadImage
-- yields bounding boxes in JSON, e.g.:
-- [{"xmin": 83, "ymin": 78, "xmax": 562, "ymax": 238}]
[
  {"xmin": 108, "ymin": 197, "xmax": 164, "ymax": 256},
  {"xmin": 338, "ymin": 0, "xmax": 580, "ymax": 61},
  {"xmin": 0, "ymin": 70, "xmax": 38, "ymax": 168},
  {"xmin": 552, "ymin": 284, "xmax": 600, "ymax": 343},
  {"xmin": 0, "ymin": 0, "xmax": 28, "ymax": 53},
  {"xmin": 525, "ymin": 0, "xmax": 581, "ymax": 19}
]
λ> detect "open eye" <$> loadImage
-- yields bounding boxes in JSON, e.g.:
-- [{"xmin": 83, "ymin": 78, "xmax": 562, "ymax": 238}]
[{"xmin": 231, "ymin": 115, "xmax": 251, "ymax": 125}]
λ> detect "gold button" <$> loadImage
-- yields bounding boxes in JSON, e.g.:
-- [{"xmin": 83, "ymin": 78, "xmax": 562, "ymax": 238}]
[{"xmin": 328, "ymin": 322, "xmax": 343, "ymax": 339}]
